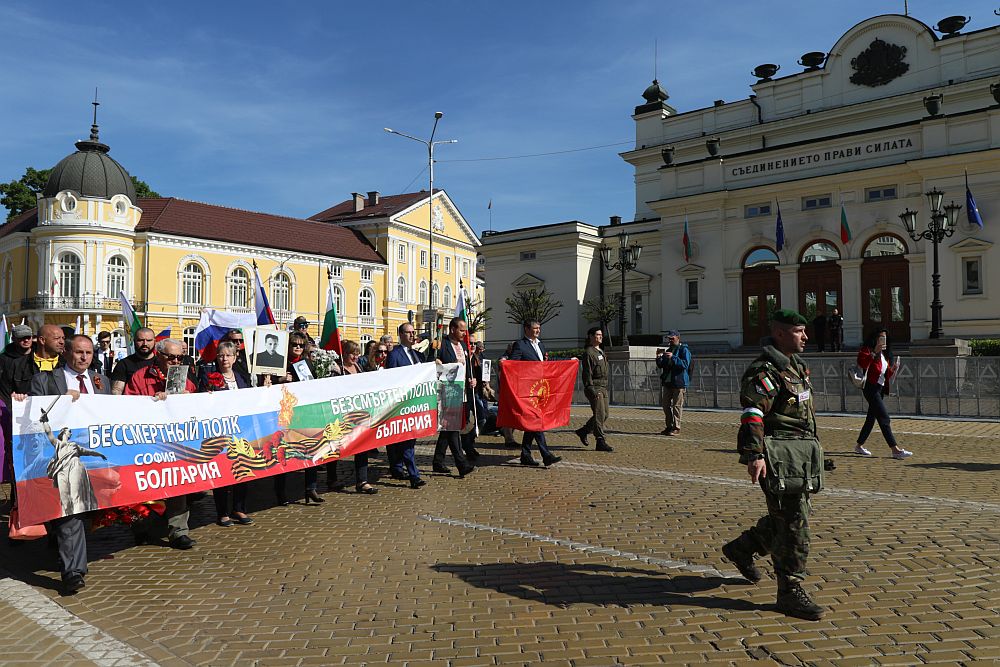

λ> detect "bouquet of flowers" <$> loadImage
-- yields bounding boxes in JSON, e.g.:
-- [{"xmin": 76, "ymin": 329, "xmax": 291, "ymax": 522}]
[
  {"xmin": 309, "ymin": 348, "xmax": 342, "ymax": 378},
  {"xmin": 91, "ymin": 501, "xmax": 166, "ymax": 530},
  {"xmin": 206, "ymin": 372, "xmax": 225, "ymax": 390}
]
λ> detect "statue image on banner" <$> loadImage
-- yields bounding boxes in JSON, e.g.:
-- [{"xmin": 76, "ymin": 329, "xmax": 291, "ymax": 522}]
[{"xmin": 41, "ymin": 406, "xmax": 108, "ymax": 516}]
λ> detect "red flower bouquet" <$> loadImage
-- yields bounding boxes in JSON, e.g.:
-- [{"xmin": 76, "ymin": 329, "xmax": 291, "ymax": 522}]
[
  {"xmin": 91, "ymin": 501, "xmax": 166, "ymax": 530},
  {"xmin": 206, "ymin": 372, "xmax": 225, "ymax": 390}
]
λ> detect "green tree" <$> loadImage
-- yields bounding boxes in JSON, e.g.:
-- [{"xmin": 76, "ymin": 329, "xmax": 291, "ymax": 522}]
[
  {"xmin": 505, "ymin": 288, "xmax": 562, "ymax": 326},
  {"xmin": 465, "ymin": 297, "xmax": 492, "ymax": 337},
  {"xmin": 131, "ymin": 176, "xmax": 160, "ymax": 199},
  {"xmin": 581, "ymin": 294, "xmax": 621, "ymax": 344},
  {"xmin": 0, "ymin": 167, "xmax": 51, "ymax": 220}
]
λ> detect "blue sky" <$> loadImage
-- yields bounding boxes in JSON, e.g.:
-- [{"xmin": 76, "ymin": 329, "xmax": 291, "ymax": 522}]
[{"xmin": 1, "ymin": 1, "xmax": 996, "ymax": 234}]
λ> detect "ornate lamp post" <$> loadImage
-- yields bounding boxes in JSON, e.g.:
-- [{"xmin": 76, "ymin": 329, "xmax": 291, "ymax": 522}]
[
  {"xmin": 899, "ymin": 188, "xmax": 960, "ymax": 339},
  {"xmin": 600, "ymin": 231, "xmax": 642, "ymax": 347}
]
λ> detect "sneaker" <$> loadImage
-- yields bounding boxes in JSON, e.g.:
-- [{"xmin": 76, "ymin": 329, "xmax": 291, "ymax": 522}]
[
  {"xmin": 659, "ymin": 428, "xmax": 672, "ymax": 436},
  {"xmin": 776, "ymin": 582, "xmax": 825, "ymax": 621},
  {"xmin": 854, "ymin": 444, "xmax": 872, "ymax": 456},
  {"xmin": 892, "ymin": 448, "xmax": 913, "ymax": 460},
  {"xmin": 722, "ymin": 538, "xmax": 762, "ymax": 584}
]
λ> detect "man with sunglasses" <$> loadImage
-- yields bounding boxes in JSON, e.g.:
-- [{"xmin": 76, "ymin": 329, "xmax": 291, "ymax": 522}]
[
  {"xmin": 292, "ymin": 316, "xmax": 316, "ymax": 345},
  {"xmin": 123, "ymin": 338, "xmax": 197, "ymax": 550},
  {"xmin": 111, "ymin": 327, "xmax": 157, "ymax": 395}
]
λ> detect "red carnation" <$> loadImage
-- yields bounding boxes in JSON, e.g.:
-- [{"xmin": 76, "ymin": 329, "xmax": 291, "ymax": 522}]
[{"xmin": 206, "ymin": 372, "xmax": 225, "ymax": 389}]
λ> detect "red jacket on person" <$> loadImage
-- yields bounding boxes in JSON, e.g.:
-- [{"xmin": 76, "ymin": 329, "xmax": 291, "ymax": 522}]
[
  {"xmin": 124, "ymin": 364, "xmax": 196, "ymax": 396},
  {"xmin": 856, "ymin": 346, "xmax": 896, "ymax": 389}
]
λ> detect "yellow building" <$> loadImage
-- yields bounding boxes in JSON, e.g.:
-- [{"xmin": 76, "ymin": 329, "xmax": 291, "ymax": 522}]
[{"xmin": 0, "ymin": 121, "xmax": 484, "ymax": 348}]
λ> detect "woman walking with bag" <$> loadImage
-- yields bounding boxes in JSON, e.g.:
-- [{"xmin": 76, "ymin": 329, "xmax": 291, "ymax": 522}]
[{"xmin": 855, "ymin": 328, "xmax": 912, "ymax": 459}]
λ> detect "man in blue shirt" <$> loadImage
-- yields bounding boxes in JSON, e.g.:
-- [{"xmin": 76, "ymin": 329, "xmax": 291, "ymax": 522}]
[{"xmin": 656, "ymin": 330, "xmax": 691, "ymax": 436}]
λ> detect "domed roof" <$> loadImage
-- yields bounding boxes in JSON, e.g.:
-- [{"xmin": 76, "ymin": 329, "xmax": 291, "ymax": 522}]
[
  {"xmin": 642, "ymin": 79, "xmax": 669, "ymax": 104},
  {"xmin": 42, "ymin": 122, "xmax": 136, "ymax": 204}
]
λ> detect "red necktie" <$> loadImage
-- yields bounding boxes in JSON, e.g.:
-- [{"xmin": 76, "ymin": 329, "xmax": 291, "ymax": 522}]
[{"xmin": 76, "ymin": 374, "xmax": 88, "ymax": 394}]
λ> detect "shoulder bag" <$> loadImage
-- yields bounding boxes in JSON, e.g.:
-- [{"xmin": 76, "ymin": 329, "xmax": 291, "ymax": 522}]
[{"xmin": 762, "ymin": 435, "xmax": 824, "ymax": 495}]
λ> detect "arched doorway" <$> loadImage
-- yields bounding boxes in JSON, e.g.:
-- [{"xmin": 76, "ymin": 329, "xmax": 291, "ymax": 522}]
[
  {"xmin": 798, "ymin": 241, "xmax": 842, "ymax": 349},
  {"xmin": 861, "ymin": 234, "xmax": 910, "ymax": 343},
  {"xmin": 741, "ymin": 247, "xmax": 780, "ymax": 346}
]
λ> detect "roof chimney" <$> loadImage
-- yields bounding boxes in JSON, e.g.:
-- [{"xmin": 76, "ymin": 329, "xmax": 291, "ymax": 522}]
[
  {"xmin": 367, "ymin": 191, "xmax": 380, "ymax": 206},
  {"xmin": 609, "ymin": 215, "xmax": 622, "ymax": 226},
  {"xmin": 351, "ymin": 192, "xmax": 365, "ymax": 213}
]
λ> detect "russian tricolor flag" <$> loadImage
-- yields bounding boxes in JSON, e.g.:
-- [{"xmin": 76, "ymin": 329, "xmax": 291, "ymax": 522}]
[
  {"xmin": 253, "ymin": 266, "xmax": 276, "ymax": 326},
  {"xmin": 194, "ymin": 309, "xmax": 257, "ymax": 362}
]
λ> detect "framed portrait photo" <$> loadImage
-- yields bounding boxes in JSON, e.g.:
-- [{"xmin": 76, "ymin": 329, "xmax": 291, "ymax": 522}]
[{"xmin": 248, "ymin": 327, "xmax": 289, "ymax": 376}]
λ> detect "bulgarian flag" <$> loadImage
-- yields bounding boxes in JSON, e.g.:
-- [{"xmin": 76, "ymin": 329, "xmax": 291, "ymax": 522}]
[
  {"xmin": 840, "ymin": 203, "xmax": 852, "ymax": 244},
  {"xmin": 320, "ymin": 277, "xmax": 343, "ymax": 357},
  {"xmin": 455, "ymin": 281, "xmax": 472, "ymax": 351},
  {"xmin": 682, "ymin": 215, "xmax": 692, "ymax": 262},
  {"xmin": 118, "ymin": 290, "xmax": 143, "ymax": 341}
]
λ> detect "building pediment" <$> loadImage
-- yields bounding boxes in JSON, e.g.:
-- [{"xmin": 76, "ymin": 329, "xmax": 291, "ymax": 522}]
[
  {"xmin": 512, "ymin": 272, "xmax": 545, "ymax": 289},
  {"xmin": 949, "ymin": 237, "xmax": 993, "ymax": 252},
  {"xmin": 676, "ymin": 263, "xmax": 706, "ymax": 277}
]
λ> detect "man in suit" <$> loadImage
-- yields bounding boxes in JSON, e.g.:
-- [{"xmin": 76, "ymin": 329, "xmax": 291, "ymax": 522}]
[
  {"xmin": 93, "ymin": 331, "xmax": 115, "ymax": 376},
  {"xmin": 255, "ymin": 333, "xmax": 285, "ymax": 368},
  {"xmin": 384, "ymin": 322, "xmax": 427, "ymax": 489},
  {"xmin": 21, "ymin": 334, "xmax": 111, "ymax": 595},
  {"xmin": 432, "ymin": 318, "xmax": 475, "ymax": 478},
  {"xmin": 509, "ymin": 320, "xmax": 562, "ymax": 467}
]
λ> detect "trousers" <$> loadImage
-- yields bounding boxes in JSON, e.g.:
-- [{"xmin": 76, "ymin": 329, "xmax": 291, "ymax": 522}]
[
  {"xmin": 661, "ymin": 386, "xmax": 686, "ymax": 431},
  {"xmin": 49, "ymin": 515, "xmax": 87, "ymax": 582},
  {"xmin": 745, "ymin": 483, "xmax": 811, "ymax": 582},
  {"xmin": 582, "ymin": 386, "xmax": 608, "ymax": 440},
  {"xmin": 521, "ymin": 431, "xmax": 554, "ymax": 460},
  {"xmin": 858, "ymin": 382, "xmax": 898, "ymax": 447},
  {"xmin": 433, "ymin": 431, "xmax": 469, "ymax": 469},
  {"xmin": 213, "ymin": 484, "xmax": 247, "ymax": 517},
  {"xmin": 387, "ymin": 439, "xmax": 420, "ymax": 479},
  {"xmin": 330, "ymin": 453, "xmax": 370, "ymax": 488}
]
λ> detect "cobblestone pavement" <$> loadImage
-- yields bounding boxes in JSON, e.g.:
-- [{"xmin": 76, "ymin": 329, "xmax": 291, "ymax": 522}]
[{"xmin": 1, "ymin": 406, "xmax": 998, "ymax": 666}]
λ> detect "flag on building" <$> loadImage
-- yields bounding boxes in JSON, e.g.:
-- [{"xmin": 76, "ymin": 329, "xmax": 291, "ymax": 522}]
[
  {"xmin": 118, "ymin": 291, "xmax": 143, "ymax": 341},
  {"xmin": 682, "ymin": 215, "xmax": 692, "ymax": 262},
  {"xmin": 252, "ymin": 265, "xmax": 276, "ymax": 326},
  {"xmin": 840, "ymin": 203, "xmax": 852, "ymax": 244},
  {"xmin": 775, "ymin": 203, "xmax": 785, "ymax": 251},
  {"xmin": 50, "ymin": 277, "xmax": 58, "ymax": 296},
  {"xmin": 496, "ymin": 359, "xmax": 578, "ymax": 432},
  {"xmin": 194, "ymin": 309, "xmax": 257, "ymax": 362},
  {"xmin": 0, "ymin": 315, "xmax": 8, "ymax": 347},
  {"xmin": 966, "ymin": 172, "xmax": 984, "ymax": 229},
  {"xmin": 320, "ymin": 277, "xmax": 343, "ymax": 357},
  {"xmin": 155, "ymin": 327, "xmax": 172, "ymax": 342},
  {"xmin": 74, "ymin": 315, "xmax": 81, "ymax": 334},
  {"xmin": 454, "ymin": 281, "xmax": 472, "ymax": 352}
]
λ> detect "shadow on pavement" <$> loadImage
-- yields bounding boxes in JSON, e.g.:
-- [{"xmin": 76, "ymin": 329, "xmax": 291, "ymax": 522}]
[
  {"xmin": 908, "ymin": 462, "xmax": 1000, "ymax": 472},
  {"xmin": 432, "ymin": 561, "xmax": 763, "ymax": 611}
]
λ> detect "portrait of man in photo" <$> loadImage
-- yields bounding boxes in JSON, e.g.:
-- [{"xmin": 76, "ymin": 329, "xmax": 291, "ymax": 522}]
[{"xmin": 251, "ymin": 329, "xmax": 288, "ymax": 375}]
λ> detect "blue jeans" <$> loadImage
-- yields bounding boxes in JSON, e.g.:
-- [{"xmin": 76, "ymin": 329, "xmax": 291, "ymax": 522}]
[
  {"xmin": 521, "ymin": 431, "xmax": 553, "ymax": 460},
  {"xmin": 387, "ymin": 439, "xmax": 420, "ymax": 479}
]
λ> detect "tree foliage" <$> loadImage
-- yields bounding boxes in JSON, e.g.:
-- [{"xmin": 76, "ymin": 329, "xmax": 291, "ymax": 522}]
[
  {"xmin": 581, "ymin": 295, "xmax": 621, "ymax": 327},
  {"xmin": 504, "ymin": 288, "xmax": 562, "ymax": 326},
  {"xmin": 465, "ymin": 297, "xmax": 492, "ymax": 336},
  {"xmin": 0, "ymin": 167, "xmax": 161, "ymax": 221}
]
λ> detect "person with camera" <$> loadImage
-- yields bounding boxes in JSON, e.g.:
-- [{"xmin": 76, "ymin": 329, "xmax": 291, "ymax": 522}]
[
  {"xmin": 655, "ymin": 330, "xmax": 691, "ymax": 436},
  {"xmin": 854, "ymin": 328, "xmax": 912, "ymax": 460},
  {"xmin": 721, "ymin": 309, "xmax": 825, "ymax": 621}
]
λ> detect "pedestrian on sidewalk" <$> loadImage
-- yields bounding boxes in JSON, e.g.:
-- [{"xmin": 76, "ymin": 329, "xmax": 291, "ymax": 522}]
[
  {"xmin": 854, "ymin": 328, "xmax": 912, "ymax": 459},
  {"xmin": 722, "ymin": 309, "xmax": 825, "ymax": 621},
  {"xmin": 575, "ymin": 327, "xmax": 613, "ymax": 452},
  {"xmin": 656, "ymin": 330, "xmax": 690, "ymax": 436}
]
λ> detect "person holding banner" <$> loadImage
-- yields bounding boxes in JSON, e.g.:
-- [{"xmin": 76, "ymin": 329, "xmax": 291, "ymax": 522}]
[
  {"xmin": 0, "ymin": 324, "xmax": 36, "ymax": 405},
  {"xmin": 384, "ymin": 322, "xmax": 427, "ymax": 489},
  {"xmin": 509, "ymin": 320, "xmax": 561, "ymax": 467},
  {"xmin": 197, "ymin": 342, "xmax": 255, "ymax": 526},
  {"xmin": 327, "ymin": 339, "xmax": 378, "ymax": 494},
  {"xmin": 124, "ymin": 339, "xmax": 197, "ymax": 550},
  {"xmin": 432, "ymin": 318, "xmax": 476, "ymax": 477}
]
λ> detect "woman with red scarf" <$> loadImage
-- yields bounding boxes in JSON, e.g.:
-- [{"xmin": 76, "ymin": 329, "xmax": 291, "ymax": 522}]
[
  {"xmin": 855, "ymin": 328, "xmax": 913, "ymax": 460},
  {"xmin": 197, "ymin": 342, "xmax": 254, "ymax": 526}
]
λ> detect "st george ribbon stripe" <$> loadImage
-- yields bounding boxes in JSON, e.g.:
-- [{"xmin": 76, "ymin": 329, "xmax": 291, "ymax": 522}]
[{"xmin": 419, "ymin": 514, "xmax": 740, "ymax": 579}]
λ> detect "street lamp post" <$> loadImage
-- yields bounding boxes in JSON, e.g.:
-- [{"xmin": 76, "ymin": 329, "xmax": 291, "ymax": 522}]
[
  {"xmin": 600, "ymin": 230, "xmax": 642, "ymax": 347},
  {"xmin": 899, "ymin": 188, "xmax": 960, "ymax": 339},
  {"xmin": 384, "ymin": 113, "xmax": 458, "ymax": 321}
]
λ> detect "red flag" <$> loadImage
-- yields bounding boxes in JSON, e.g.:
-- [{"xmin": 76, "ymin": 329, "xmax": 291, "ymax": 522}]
[{"xmin": 496, "ymin": 359, "xmax": 578, "ymax": 432}]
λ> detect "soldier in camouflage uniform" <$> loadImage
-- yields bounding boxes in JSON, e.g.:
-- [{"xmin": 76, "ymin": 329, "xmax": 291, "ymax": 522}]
[
  {"xmin": 722, "ymin": 309, "xmax": 825, "ymax": 621},
  {"xmin": 574, "ymin": 327, "xmax": 613, "ymax": 452}
]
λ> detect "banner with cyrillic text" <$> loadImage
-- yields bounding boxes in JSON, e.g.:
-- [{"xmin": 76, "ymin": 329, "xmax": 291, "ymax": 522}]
[{"xmin": 11, "ymin": 364, "xmax": 438, "ymax": 526}]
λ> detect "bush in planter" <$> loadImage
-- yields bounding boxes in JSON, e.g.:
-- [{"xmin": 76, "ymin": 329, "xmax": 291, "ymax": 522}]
[{"xmin": 970, "ymin": 339, "xmax": 1000, "ymax": 356}]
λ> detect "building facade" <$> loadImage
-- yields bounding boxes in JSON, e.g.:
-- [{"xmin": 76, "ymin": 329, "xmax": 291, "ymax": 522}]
[
  {"xmin": 482, "ymin": 12, "xmax": 1000, "ymax": 351},
  {"xmin": 0, "ymin": 127, "xmax": 483, "ymax": 346}
]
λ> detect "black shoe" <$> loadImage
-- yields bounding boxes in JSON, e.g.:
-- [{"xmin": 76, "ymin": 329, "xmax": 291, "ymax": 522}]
[
  {"xmin": 776, "ymin": 582, "xmax": 825, "ymax": 621},
  {"xmin": 596, "ymin": 440, "xmax": 613, "ymax": 452},
  {"xmin": 132, "ymin": 528, "xmax": 149, "ymax": 546},
  {"xmin": 62, "ymin": 573, "xmax": 85, "ymax": 595},
  {"xmin": 276, "ymin": 494, "xmax": 291, "ymax": 506},
  {"xmin": 574, "ymin": 427, "xmax": 590, "ymax": 447},
  {"xmin": 390, "ymin": 470, "xmax": 409, "ymax": 481},
  {"xmin": 304, "ymin": 489, "xmax": 325, "ymax": 504},
  {"xmin": 543, "ymin": 455, "xmax": 562, "ymax": 467},
  {"xmin": 722, "ymin": 538, "xmax": 762, "ymax": 584},
  {"xmin": 331, "ymin": 482, "xmax": 348, "ymax": 492},
  {"xmin": 169, "ymin": 535, "xmax": 195, "ymax": 550},
  {"xmin": 432, "ymin": 464, "xmax": 452, "ymax": 474},
  {"xmin": 410, "ymin": 477, "xmax": 427, "ymax": 489},
  {"xmin": 357, "ymin": 483, "xmax": 378, "ymax": 494},
  {"xmin": 464, "ymin": 449, "xmax": 480, "ymax": 461},
  {"xmin": 233, "ymin": 515, "xmax": 254, "ymax": 525},
  {"xmin": 217, "ymin": 517, "xmax": 235, "ymax": 527},
  {"xmin": 520, "ymin": 457, "xmax": 540, "ymax": 467},
  {"xmin": 458, "ymin": 465, "xmax": 475, "ymax": 478}
]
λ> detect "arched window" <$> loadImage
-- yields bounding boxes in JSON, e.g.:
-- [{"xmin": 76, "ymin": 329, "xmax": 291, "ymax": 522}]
[
  {"xmin": 359, "ymin": 288, "xmax": 374, "ymax": 318},
  {"xmin": 106, "ymin": 256, "xmax": 128, "ymax": 298},
  {"xmin": 58, "ymin": 252, "xmax": 81, "ymax": 298},
  {"xmin": 183, "ymin": 326, "xmax": 196, "ymax": 352},
  {"xmin": 443, "ymin": 285, "xmax": 451, "ymax": 308},
  {"xmin": 396, "ymin": 276, "xmax": 406, "ymax": 302},
  {"xmin": 863, "ymin": 235, "xmax": 907, "ymax": 257},
  {"xmin": 181, "ymin": 262, "xmax": 204, "ymax": 305},
  {"xmin": 419, "ymin": 281, "xmax": 427, "ymax": 305},
  {"xmin": 228, "ymin": 267, "xmax": 250, "ymax": 309},
  {"xmin": 360, "ymin": 334, "xmax": 373, "ymax": 344},
  {"xmin": 743, "ymin": 247, "xmax": 779, "ymax": 268},
  {"xmin": 431, "ymin": 283, "xmax": 440, "ymax": 308},
  {"xmin": 800, "ymin": 241, "xmax": 840, "ymax": 263},
  {"xmin": 333, "ymin": 285, "xmax": 345, "ymax": 315},
  {"xmin": 271, "ymin": 272, "xmax": 291, "ymax": 313}
]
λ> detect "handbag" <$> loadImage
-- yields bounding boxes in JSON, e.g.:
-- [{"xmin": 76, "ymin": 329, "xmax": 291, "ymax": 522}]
[
  {"xmin": 8, "ymin": 507, "xmax": 47, "ymax": 541},
  {"xmin": 762, "ymin": 436, "xmax": 824, "ymax": 495},
  {"xmin": 849, "ymin": 366, "xmax": 866, "ymax": 389}
]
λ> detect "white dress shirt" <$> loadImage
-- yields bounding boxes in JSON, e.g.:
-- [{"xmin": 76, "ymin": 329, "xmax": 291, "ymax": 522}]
[{"xmin": 63, "ymin": 367, "xmax": 95, "ymax": 394}]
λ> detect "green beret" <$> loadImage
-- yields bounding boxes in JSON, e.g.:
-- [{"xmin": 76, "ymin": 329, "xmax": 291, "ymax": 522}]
[{"xmin": 770, "ymin": 308, "xmax": 808, "ymax": 325}]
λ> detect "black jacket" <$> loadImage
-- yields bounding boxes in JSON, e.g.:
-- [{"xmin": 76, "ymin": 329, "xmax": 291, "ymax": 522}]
[{"xmin": 0, "ymin": 344, "xmax": 42, "ymax": 404}]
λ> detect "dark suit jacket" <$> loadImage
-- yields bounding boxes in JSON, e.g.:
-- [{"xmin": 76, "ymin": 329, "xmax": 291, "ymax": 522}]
[
  {"xmin": 510, "ymin": 336, "xmax": 546, "ymax": 362},
  {"xmin": 29, "ymin": 368, "xmax": 112, "ymax": 396},
  {"xmin": 438, "ymin": 338, "xmax": 473, "ymax": 379},
  {"xmin": 385, "ymin": 346, "xmax": 425, "ymax": 369}
]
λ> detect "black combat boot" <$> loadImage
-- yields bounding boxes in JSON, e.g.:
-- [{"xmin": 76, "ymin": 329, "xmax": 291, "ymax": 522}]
[
  {"xmin": 775, "ymin": 579, "xmax": 825, "ymax": 621},
  {"xmin": 722, "ymin": 534, "xmax": 763, "ymax": 584},
  {"xmin": 574, "ymin": 426, "xmax": 590, "ymax": 446},
  {"xmin": 595, "ymin": 438, "xmax": 613, "ymax": 452}
]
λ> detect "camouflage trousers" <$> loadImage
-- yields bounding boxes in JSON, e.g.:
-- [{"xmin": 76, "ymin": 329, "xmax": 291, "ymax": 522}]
[{"xmin": 745, "ymin": 484, "xmax": 811, "ymax": 583}]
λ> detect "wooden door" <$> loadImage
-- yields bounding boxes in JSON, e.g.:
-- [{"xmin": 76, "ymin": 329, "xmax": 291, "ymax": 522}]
[
  {"xmin": 798, "ymin": 262, "xmax": 842, "ymax": 348},
  {"xmin": 861, "ymin": 255, "xmax": 910, "ymax": 343},
  {"xmin": 742, "ymin": 267, "xmax": 780, "ymax": 346}
]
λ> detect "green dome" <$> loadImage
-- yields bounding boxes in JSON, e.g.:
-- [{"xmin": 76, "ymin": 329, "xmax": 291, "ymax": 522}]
[{"xmin": 43, "ymin": 131, "xmax": 136, "ymax": 204}]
